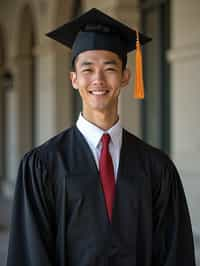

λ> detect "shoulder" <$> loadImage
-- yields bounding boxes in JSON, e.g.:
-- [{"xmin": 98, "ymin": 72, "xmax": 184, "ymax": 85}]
[
  {"xmin": 123, "ymin": 128, "xmax": 171, "ymax": 164},
  {"xmin": 23, "ymin": 126, "xmax": 75, "ymax": 159},
  {"xmin": 17, "ymin": 127, "xmax": 78, "ymax": 191},
  {"xmin": 20, "ymin": 126, "xmax": 77, "ymax": 175},
  {"xmin": 123, "ymin": 129, "xmax": 180, "ymax": 184},
  {"xmin": 36, "ymin": 126, "xmax": 75, "ymax": 154}
]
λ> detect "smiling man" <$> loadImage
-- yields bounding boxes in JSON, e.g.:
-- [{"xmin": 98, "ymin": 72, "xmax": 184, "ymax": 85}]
[
  {"xmin": 70, "ymin": 50, "xmax": 130, "ymax": 130},
  {"xmin": 7, "ymin": 8, "xmax": 196, "ymax": 266}
]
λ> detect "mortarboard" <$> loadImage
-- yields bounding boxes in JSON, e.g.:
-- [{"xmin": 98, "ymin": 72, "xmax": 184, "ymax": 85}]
[{"xmin": 46, "ymin": 8, "xmax": 152, "ymax": 99}]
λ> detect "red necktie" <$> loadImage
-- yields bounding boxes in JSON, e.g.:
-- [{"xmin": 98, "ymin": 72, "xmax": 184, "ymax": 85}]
[{"xmin": 99, "ymin": 133, "xmax": 115, "ymax": 222}]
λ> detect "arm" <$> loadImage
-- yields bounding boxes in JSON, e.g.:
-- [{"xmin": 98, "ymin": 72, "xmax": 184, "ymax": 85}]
[
  {"xmin": 152, "ymin": 160, "xmax": 196, "ymax": 266},
  {"xmin": 7, "ymin": 150, "xmax": 55, "ymax": 266}
]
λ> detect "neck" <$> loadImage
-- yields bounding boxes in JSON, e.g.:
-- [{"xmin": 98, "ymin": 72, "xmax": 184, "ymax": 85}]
[{"xmin": 82, "ymin": 109, "xmax": 119, "ymax": 131}]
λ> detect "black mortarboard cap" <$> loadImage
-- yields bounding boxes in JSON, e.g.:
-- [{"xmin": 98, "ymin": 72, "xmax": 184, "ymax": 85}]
[
  {"xmin": 46, "ymin": 8, "xmax": 151, "ymax": 61},
  {"xmin": 46, "ymin": 8, "xmax": 152, "ymax": 99}
]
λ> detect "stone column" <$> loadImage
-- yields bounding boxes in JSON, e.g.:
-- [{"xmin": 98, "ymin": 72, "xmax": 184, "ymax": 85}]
[
  {"xmin": 35, "ymin": 42, "xmax": 74, "ymax": 138},
  {"xmin": 32, "ymin": 43, "xmax": 57, "ymax": 144},
  {"xmin": 2, "ymin": 64, "xmax": 19, "ymax": 197},
  {"xmin": 0, "ymin": 67, "xmax": 5, "ymax": 191},
  {"xmin": 54, "ymin": 45, "xmax": 74, "ymax": 132}
]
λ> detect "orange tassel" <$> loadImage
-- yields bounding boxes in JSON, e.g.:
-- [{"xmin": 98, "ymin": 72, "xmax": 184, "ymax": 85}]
[{"xmin": 134, "ymin": 31, "xmax": 144, "ymax": 99}]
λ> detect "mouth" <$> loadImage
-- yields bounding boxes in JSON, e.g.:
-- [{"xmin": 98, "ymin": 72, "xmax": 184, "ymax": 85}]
[{"xmin": 89, "ymin": 90, "xmax": 109, "ymax": 95}]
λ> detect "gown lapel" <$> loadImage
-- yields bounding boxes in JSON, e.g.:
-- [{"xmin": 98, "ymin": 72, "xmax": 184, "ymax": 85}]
[{"xmin": 112, "ymin": 129, "xmax": 147, "ymax": 225}]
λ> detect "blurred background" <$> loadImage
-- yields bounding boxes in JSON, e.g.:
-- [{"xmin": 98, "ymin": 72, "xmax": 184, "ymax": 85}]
[{"xmin": 0, "ymin": 0, "xmax": 199, "ymax": 265}]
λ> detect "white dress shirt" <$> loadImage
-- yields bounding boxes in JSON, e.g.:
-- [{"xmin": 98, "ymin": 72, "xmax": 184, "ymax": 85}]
[{"xmin": 76, "ymin": 113, "xmax": 122, "ymax": 180}]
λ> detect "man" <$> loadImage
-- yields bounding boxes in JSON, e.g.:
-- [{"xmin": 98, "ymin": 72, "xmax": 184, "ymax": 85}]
[{"xmin": 7, "ymin": 8, "xmax": 196, "ymax": 266}]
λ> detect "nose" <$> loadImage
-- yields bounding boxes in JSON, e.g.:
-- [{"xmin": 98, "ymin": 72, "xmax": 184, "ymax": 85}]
[{"xmin": 92, "ymin": 70, "xmax": 106, "ymax": 87}]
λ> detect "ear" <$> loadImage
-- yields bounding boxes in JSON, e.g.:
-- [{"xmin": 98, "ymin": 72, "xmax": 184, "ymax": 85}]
[
  {"xmin": 70, "ymin": 71, "xmax": 79, "ymax": 90},
  {"xmin": 121, "ymin": 68, "xmax": 131, "ymax": 88}
]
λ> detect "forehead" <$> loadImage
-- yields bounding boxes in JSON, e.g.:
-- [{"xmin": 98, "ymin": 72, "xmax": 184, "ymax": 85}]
[{"xmin": 75, "ymin": 50, "xmax": 122, "ymax": 67}]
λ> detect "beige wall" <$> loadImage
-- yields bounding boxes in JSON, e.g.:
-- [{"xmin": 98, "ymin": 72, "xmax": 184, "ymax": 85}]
[{"xmin": 168, "ymin": 0, "xmax": 200, "ymax": 262}]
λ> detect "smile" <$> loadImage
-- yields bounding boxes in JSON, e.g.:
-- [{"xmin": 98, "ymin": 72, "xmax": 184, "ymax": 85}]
[{"xmin": 89, "ymin": 90, "xmax": 109, "ymax": 95}]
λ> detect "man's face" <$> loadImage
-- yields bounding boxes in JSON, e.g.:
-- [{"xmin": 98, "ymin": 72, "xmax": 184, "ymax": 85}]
[{"xmin": 70, "ymin": 50, "xmax": 130, "ymax": 116}]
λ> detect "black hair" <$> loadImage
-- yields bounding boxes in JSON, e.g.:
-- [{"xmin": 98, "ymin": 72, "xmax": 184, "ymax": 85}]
[{"xmin": 71, "ymin": 53, "xmax": 127, "ymax": 72}]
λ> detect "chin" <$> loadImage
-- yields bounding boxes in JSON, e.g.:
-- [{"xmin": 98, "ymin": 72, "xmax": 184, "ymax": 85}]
[
  {"xmin": 88, "ymin": 101, "xmax": 106, "ymax": 109},
  {"xmin": 88, "ymin": 100, "xmax": 116, "ymax": 112},
  {"xmin": 91, "ymin": 103, "xmax": 109, "ymax": 111}
]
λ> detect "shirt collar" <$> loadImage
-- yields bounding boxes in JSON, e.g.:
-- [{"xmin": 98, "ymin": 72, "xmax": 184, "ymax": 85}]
[{"xmin": 76, "ymin": 113, "xmax": 122, "ymax": 149}]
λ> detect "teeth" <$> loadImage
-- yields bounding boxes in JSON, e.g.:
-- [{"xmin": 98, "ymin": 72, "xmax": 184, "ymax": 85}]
[{"xmin": 91, "ymin": 91, "xmax": 107, "ymax": 95}]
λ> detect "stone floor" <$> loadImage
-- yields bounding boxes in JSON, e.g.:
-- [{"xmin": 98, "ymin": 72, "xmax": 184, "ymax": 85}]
[{"xmin": 0, "ymin": 195, "xmax": 12, "ymax": 266}]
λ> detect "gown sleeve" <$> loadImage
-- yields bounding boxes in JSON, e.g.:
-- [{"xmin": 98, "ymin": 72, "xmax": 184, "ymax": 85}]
[
  {"xmin": 152, "ymin": 158, "xmax": 196, "ymax": 266},
  {"xmin": 6, "ymin": 150, "xmax": 56, "ymax": 266}
]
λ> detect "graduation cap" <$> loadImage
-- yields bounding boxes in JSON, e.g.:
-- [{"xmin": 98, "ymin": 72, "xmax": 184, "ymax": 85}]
[{"xmin": 46, "ymin": 8, "xmax": 152, "ymax": 99}]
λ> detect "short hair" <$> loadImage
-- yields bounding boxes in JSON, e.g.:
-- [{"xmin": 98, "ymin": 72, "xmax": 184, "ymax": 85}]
[{"xmin": 71, "ymin": 53, "xmax": 127, "ymax": 72}]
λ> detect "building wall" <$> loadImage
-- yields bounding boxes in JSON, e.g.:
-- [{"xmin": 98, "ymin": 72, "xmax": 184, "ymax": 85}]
[{"xmin": 168, "ymin": 0, "xmax": 200, "ymax": 262}]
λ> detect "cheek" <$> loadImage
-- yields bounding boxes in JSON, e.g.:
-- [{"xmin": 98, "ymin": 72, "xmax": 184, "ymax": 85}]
[
  {"xmin": 77, "ymin": 75, "xmax": 92, "ymax": 88},
  {"xmin": 108, "ymin": 76, "xmax": 122, "ymax": 90}
]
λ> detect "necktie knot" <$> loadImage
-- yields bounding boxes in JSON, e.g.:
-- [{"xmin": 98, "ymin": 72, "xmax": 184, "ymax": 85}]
[{"xmin": 101, "ymin": 133, "xmax": 111, "ymax": 147}]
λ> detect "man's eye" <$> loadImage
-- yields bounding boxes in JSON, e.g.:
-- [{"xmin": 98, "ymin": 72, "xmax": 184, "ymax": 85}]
[
  {"xmin": 106, "ymin": 68, "xmax": 116, "ymax": 72},
  {"xmin": 82, "ymin": 69, "xmax": 92, "ymax": 72}
]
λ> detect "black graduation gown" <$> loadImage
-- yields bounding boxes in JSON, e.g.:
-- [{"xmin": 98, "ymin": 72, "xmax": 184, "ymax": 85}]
[{"xmin": 7, "ymin": 126, "xmax": 196, "ymax": 266}]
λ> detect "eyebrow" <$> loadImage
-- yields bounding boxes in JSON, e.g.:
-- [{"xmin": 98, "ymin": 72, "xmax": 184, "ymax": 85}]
[
  {"xmin": 80, "ymin": 60, "xmax": 118, "ymax": 67},
  {"xmin": 104, "ymin": 60, "xmax": 118, "ymax": 66},
  {"xmin": 80, "ymin": 61, "xmax": 93, "ymax": 67}
]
